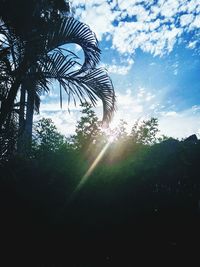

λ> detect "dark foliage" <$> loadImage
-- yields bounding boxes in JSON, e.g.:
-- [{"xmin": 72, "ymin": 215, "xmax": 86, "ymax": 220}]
[{"xmin": 0, "ymin": 117, "xmax": 200, "ymax": 264}]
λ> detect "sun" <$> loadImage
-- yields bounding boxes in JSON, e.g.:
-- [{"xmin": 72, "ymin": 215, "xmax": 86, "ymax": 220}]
[
  {"xmin": 107, "ymin": 134, "xmax": 116, "ymax": 143},
  {"xmin": 101, "ymin": 125, "xmax": 118, "ymax": 143}
]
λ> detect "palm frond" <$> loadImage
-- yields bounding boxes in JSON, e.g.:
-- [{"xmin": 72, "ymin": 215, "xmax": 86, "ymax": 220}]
[
  {"xmin": 44, "ymin": 52, "xmax": 79, "ymax": 77},
  {"xmin": 39, "ymin": 51, "xmax": 80, "ymax": 107},
  {"xmin": 44, "ymin": 67, "xmax": 116, "ymax": 122},
  {"xmin": 45, "ymin": 17, "xmax": 101, "ymax": 70}
]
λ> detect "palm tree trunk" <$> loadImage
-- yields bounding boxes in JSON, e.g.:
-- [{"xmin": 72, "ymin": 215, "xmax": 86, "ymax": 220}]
[
  {"xmin": 23, "ymin": 85, "xmax": 34, "ymax": 155},
  {"xmin": 16, "ymin": 79, "xmax": 35, "ymax": 156},
  {"xmin": 17, "ymin": 84, "xmax": 26, "ymax": 154},
  {"xmin": 0, "ymin": 59, "xmax": 28, "ymax": 133},
  {"xmin": 19, "ymin": 84, "xmax": 26, "ymax": 130}
]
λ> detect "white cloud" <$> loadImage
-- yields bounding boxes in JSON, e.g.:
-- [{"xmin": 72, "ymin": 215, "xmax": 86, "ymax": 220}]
[
  {"xmin": 192, "ymin": 105, "xmax": 200, "ymax": 112},
  {"xmin": 190, "ymin": 14, "xmax": 200, "ymax": 29},
  {"xmin": 101, "ymin": 64, "xmax": 131, "ymax": 75},
  {"xmin": 161, "ymin": 111, "xmax": 179, "ymax": 117},
  {"xmin": 104, "ymin": 87, "xmax": 162, "ymax": 132},
  {"xmin": 37, "ymin": 87, "xmax": 200, "ymax": 139},
  {"xmin": 180, "ymin": 14, "xmax": 194, "ymax": 27},
  {"xmin": 105, "ymin": 88, "xmax": 200, "ymax": 139},
  {"xmin": 159, "ymin": 107, "xmax": 200, "ymax": 139},
  {"xmin": 40, "ymin": 100, "xmax": 83, "ymax": 112},
  {"xmin": 159, "ymin": 0, "xmax": 180, "ymax": 18},
  {"xmin": 72, "ymin": 0, "xmax": 200, "ymax": 58},
  {"xmin": 37, "ymin": 86, "xmax": 157, "ymax": 135},
  {"xmin": 35, "ymin": 110, "xmax": 79, "ymax": 136},
  {"xmin": 101, "ymin": 58, "xmax": 134, "ymax": 75},
  {"xmin": 76, "ymin": 1, "xmax": 115, "ymax": 40},
  {"xmin": 187, "ymin": 40, "xmax": 198, "ymax": 49}
]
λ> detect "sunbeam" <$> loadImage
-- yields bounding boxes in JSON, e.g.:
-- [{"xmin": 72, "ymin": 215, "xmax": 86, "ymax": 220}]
[{"xmin": 69, "ymin": 142, "xmax": 111, "ymax": 202}]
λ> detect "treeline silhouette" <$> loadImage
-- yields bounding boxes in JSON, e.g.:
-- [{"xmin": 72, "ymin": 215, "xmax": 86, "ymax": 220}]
[{"xmin": 0, "ymin": 104, "xmax": 200, "ymax": 265}]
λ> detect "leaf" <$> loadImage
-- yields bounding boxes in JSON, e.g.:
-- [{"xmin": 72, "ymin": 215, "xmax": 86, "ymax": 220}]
[
  {"xmin": 45, "ymin": 17, "xmax": 101, "ymax": 69},
  {"xmin": 43, "ymin": 67, "xmax": 116, "ymax": 122}
]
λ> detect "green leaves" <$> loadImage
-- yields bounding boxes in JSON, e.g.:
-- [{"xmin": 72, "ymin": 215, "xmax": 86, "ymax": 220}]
[
  {"xmin": 131, "ymin": 118, "xmax": 159, "ymax": 145},
  {"xmin": 70, "ymin": 102, "xmax": 102, "ymax": 151},
  {"xmin": 33, "ymin": 118, "xmax": 65, "ymax": 154}
]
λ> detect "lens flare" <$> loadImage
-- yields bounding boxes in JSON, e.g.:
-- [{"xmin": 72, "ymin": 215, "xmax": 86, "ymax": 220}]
[
  {"xmin": 69, "ymin": 142, "xmax": 111, "ymax": 202},
  {"xmin": 101, "ymin": 126, "xmax": 118, "ymax": 143}
]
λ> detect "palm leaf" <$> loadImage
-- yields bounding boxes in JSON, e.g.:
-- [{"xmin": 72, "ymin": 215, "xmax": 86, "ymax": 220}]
[
  {"xmin": 43, "ymin": 66, "xmax": 116, "ymax": 122},
  {"xmin": 45, "ymin": 17, "xmax": 101, "ymax": 70}
]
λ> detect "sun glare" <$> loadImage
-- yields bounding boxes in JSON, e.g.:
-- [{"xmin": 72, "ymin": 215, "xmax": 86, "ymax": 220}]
[
  {"xmin": 101, "ymin": 125, "xmax": 118, "ymax": 143},
  {"xmin": 69, "ymin": 141, "xmax": 111, "ymax": 203},
  {"xmin": 108, "ymin": 135, "xmax": 116, "ymax": 143},
  {"xmin": 68, "ymin": 121, "xmax": 124, "ymax": 203}
]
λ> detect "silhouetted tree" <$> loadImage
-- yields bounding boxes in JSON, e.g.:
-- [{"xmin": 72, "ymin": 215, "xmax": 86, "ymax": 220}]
[
  {"xmin": 131, "ymin": 117, "xmax": 159, "ymax": 145},
  {"xmin": 32, "ymin": 118, "xmax": 65, "ymax": 156},
  {"xmin": 114, "ymin": 119, "xmax": 128, "ymax": 141},
  {"xmin": 70, "ymin": 102, "xmax": 104, "ymax": 152}
]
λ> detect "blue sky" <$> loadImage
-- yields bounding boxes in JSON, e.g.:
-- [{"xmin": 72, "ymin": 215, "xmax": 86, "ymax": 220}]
[{"xmin": 38, "ymin": 0, "xmax": 200, "ymax": 139}]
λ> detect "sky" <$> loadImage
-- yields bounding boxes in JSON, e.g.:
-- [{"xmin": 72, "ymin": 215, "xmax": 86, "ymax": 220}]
[{"xmin": 37, "ymin": 0, "xmax": 200, "ymax": 139}]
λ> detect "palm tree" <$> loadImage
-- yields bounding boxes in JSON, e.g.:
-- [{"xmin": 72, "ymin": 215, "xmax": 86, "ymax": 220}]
[
  {"xmin": 0, "ymin": 1, "xmax": 115, "ymax": 155},
  {"xmin": 0, "ymin": 0, "xmax": 70, "ymax": 131}
]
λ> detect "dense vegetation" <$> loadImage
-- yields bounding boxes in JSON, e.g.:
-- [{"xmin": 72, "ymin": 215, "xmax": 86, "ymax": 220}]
[{"xmin": 1, "ymin": 104, "xmax": 199, "ymax": 264}]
